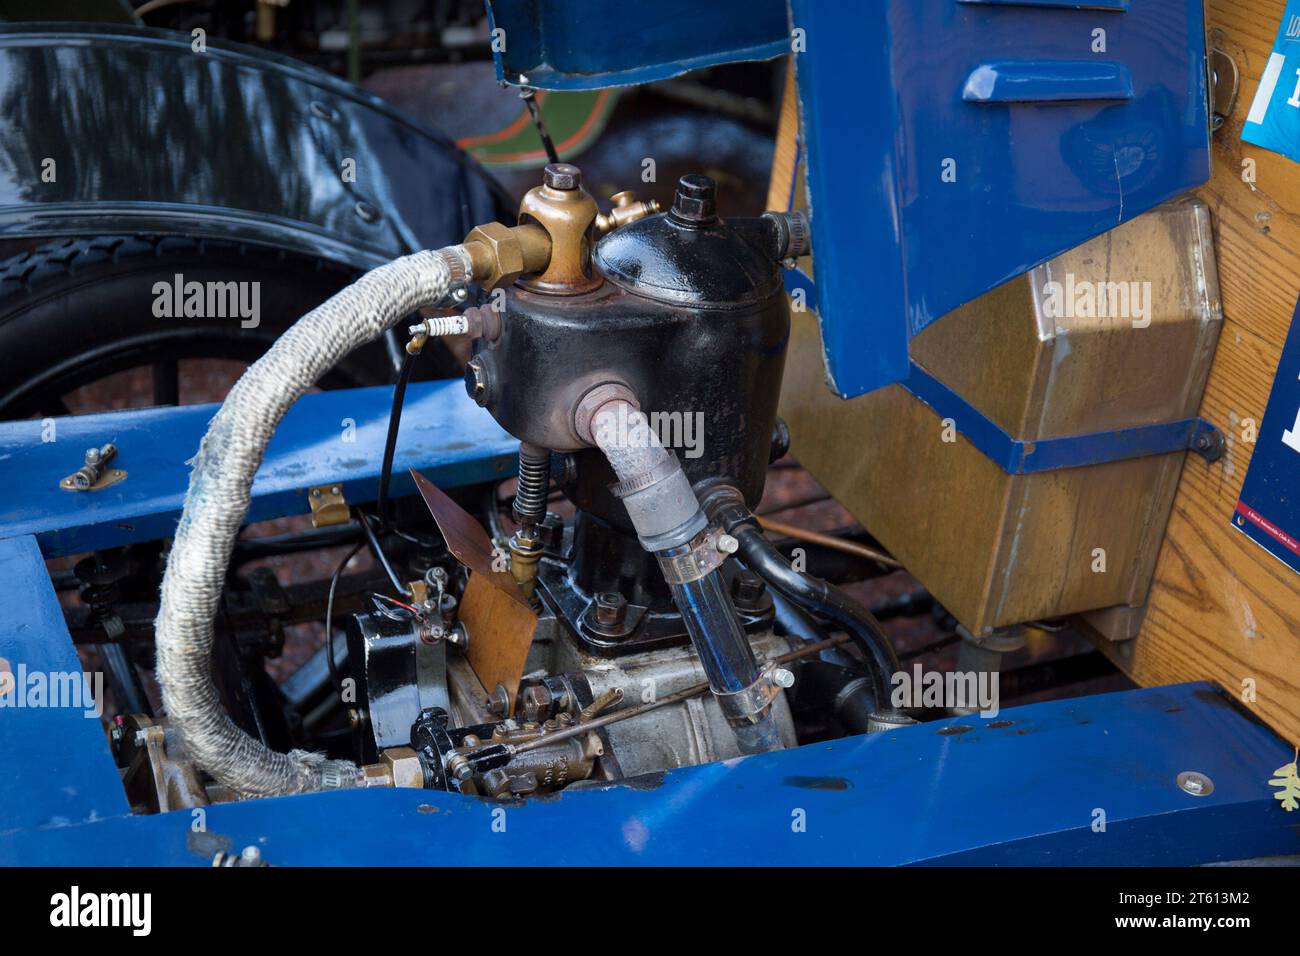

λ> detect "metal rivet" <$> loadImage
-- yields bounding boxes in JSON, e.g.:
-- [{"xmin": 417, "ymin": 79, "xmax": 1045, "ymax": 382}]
[{"xmin": 354, "ymin": 200, "xmax": 381, "ymax": 224}]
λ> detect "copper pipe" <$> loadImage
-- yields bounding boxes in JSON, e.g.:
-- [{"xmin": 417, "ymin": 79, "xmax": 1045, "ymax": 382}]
[{"xmin": 757, "ymin": 516, "xmax": 901, "ymax": 569}]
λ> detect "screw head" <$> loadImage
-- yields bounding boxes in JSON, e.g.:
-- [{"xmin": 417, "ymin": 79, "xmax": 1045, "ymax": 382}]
[
  {"xmin": 1177, "ymin": 770, "xmax": 1214, "ymax": 796},
  {"xmin": 240, "ymin": 845, "xmax": 262, "ymax": 864}
]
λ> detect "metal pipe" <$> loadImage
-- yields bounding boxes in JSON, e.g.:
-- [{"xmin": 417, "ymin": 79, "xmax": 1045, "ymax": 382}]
[
  {"xmin": 757, "ymin": 515, "xmax": 901, "ymax": 569},
  {"xmin": 702, "ymin": 484, "xmax": 902, "ymax": 712},
  {"xmin": 587, "ymin": 398, "xmax": 781, "ymax": 754}
]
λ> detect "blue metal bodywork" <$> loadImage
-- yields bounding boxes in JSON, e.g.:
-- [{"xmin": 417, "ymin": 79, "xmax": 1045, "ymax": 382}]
[
  {"xmin": 790, "ymin": 0, "xmax": 1211, "ymax": 397},
  {"xmin": 1, "ymin": 386, "xmax": 1296, "ymax": 865},
  {"xmin": 483, "ymin": 0, "xmax": 789, "ymax": 90}
]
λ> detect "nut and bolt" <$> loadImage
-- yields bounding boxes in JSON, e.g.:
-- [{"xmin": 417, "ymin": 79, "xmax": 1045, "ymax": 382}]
[
  {"xmin": 593, "ymin": 591, "xmax": 628, "ymax": 627},
  {"xmin": 520, "ymin": 683, "xmax": 553, "ymax": 723}
]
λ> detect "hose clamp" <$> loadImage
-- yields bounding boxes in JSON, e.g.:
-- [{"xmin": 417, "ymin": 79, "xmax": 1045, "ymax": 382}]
[
  {"xmin": 715, "ymin": 663, "xmax": 785, "ymax": 726},
  {"xmin": 657, "ymin": 525, "xmax": 734, "ymax": 585}
]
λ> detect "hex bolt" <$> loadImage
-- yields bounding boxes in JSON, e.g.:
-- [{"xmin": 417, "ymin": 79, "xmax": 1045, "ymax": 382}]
[
  {"xmin": 521, "ymin": 684, "xmax": 553, "ymax": 723},
  {"xmin": 769, "ymin": 667, "xmax": 796, "ymax": 689},
  {"xmin": 670, "ymin": 174, "xmax": 718, "ymax": 223},
  {"xmin": 543, "ymin": 162, "xmax": 581, "ymax": 190},
  {"xmin": 716, "ymin": 533, "xmax": 739, "ymax": 554},
  {"xmin": 731, "ymin": 570, "xmax": 766, "ymax": 611},
  {"xmin": 487, "ymin": 683, "xmax": 510, "ymax": 718},
  {"xmin": 593, "ymin": 591, "xmax": 628, "ymax": 627}
]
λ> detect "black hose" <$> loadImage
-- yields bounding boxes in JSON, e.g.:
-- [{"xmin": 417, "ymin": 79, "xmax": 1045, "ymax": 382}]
[{"xmin": 704, "ymin": 488, "xmax": 900, "ymax": 709}]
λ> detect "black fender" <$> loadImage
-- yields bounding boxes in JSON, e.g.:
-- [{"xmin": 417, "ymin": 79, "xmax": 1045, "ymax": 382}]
[{"xmin": 0, "ymin": 23, "xmax": 513, "ymax": 268}]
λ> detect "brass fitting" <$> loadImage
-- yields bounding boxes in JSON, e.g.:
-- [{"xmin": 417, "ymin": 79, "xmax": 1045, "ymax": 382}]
[
  {"xmin": 595, "ymin": 190, "xmax": 660, "ymax": 235},
  {"xmin": 462, "ymin": 164, "xmax": 650, "ymax": 295},
  {"xmin": 508, "ymin": 527, "xmax": 543, "ymax": 601},
  {"xmin": 463, "ymin": 220, "xmax": 551, "ymax": 290},
  {"xmin": 517, "ymin": 163, "xmax": 602, "ymax": 294}
]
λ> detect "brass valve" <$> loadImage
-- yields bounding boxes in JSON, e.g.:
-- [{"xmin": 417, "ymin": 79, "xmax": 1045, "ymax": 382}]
[
  {"xmin": 595, "ymin": 190, "xmax": 660, "ymax": 236},
  {"xmin": 461, "ymin": 164, "xmax": 658, "ymax": 296}
]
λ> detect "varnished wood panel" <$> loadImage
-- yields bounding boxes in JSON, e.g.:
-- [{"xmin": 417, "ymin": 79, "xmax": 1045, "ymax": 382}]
[{"xmin": 1122, "ymin": 0, "xmax": 1300, "ymax": 744}]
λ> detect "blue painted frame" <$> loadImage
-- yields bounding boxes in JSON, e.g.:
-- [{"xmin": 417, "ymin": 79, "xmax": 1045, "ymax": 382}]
[{"xmin": 0, "ymin": 380, "xmax": 518, "ymax": 558}]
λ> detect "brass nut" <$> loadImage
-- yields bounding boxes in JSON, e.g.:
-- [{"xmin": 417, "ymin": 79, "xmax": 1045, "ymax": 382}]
[
  {"xmin": 465, "ymin": 221, "xmax": 525, "ymax": 290},
  {"xmin": 381, "ymin": 746, "xmax": 424, "ymax": 789}
]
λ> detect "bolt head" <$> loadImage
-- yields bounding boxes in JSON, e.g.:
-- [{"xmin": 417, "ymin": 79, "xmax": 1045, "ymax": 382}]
[
  {"xmin": 593, "ymin": 591, "xmax": 628, "ymax": 627},
  {"xmin": 716, "ymin": 533, "xmax": 739, "ymax": 554},
  {"xmin": 770, "ymin": 667, "xmax": 795, "ymax": 689},
  {"xmin": 543, "ymin": 163, "xmax": 581, "ymax": 190}
]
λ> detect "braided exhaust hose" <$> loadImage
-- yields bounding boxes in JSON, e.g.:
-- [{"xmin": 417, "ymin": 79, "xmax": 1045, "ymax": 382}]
[{"xmin": 154, "ymin": 247, "xmax": 470, "ymax": 798}]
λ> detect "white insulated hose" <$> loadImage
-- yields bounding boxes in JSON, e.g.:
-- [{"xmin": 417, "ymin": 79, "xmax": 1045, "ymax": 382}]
[{"xmin": 154, "ymin": 247, "xmax": 469, "ymax": 797}]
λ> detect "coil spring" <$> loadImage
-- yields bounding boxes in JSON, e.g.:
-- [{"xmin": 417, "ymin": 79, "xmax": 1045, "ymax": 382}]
[{"xmin": 512, "ymin": 445, "xmax": 550, "ymax": 529}]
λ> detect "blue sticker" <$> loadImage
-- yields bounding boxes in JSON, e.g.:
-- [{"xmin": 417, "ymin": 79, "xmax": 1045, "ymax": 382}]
[
  {"xmin": 1242, "ymin": 1, "xmax": 1300, "ymax": 163},
  {"xmin": 1233, "ymin": 296, "xmax": 1300, "ymax": 576}
]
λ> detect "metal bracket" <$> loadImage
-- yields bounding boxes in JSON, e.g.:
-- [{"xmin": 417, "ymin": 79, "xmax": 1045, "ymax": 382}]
[
  {"xmin": 307, "ymin": 484, "xmax": 350, "ymax": 527},
  {"xmin": 904, "ymin": 362, "xmax": 1224, "ymax": 474},
  {"xmin": 1210, "ymin": 47, "xmax": 1239, "ymax": 132}
]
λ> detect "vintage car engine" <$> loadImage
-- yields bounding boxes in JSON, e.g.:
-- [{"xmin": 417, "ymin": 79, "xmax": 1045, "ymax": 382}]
[{"xmin": 330, "ymin": 163, "xmax": 877, "ymax": 799}]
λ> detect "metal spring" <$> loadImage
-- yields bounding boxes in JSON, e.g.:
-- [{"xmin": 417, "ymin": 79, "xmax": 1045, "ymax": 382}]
[{"xmin": 512, "ymin": 444, "xmax": 551, "ymax": 529}]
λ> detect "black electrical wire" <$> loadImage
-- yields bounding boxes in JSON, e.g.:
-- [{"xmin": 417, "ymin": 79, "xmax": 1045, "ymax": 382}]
[
  {"xmin": 325, "ymin": 542, "xmax": 364, "ymax": 692},
  {"xmin": 376, "ymin": 347, "xmax": 418, "ymax": 526},
  {"xmin": 520, "ymin": 86, "xmax": 560, "ymax": 165},
  {"xmin": 359, "ymin": 511, "xmax": 412, "ymax": 598}
]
